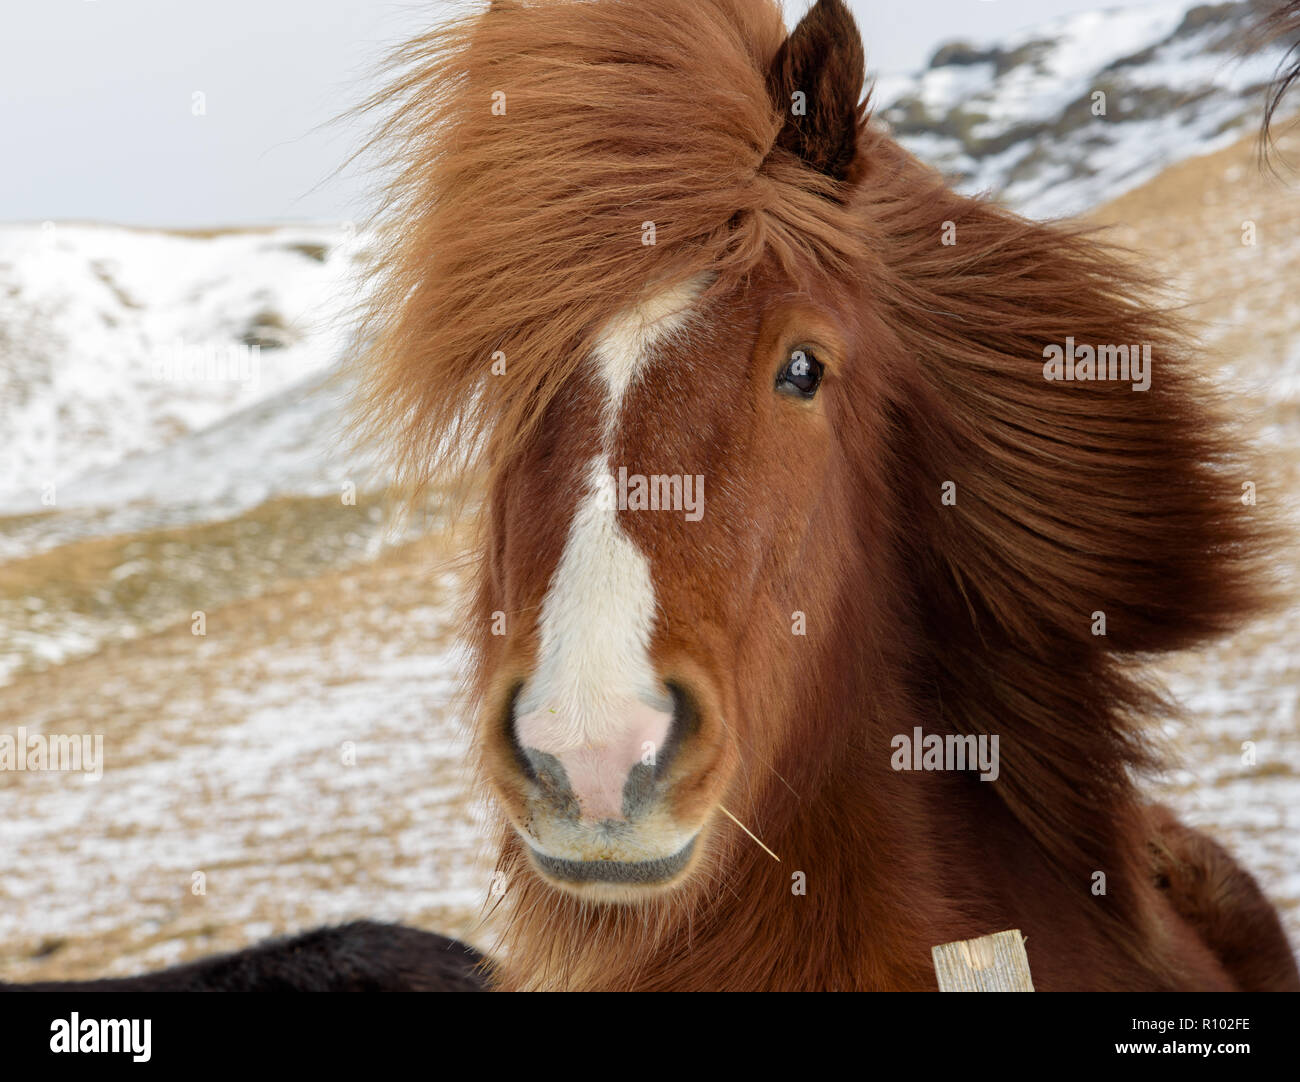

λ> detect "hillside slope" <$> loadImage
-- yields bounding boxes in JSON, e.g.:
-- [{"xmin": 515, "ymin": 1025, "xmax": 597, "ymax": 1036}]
[
  {"xmin": 0, "ymin": 222, "xmax": 364, "ymax": 514},
  {"xmin": 876, "ymin": 0, "xmax": 1291, "ymax": 217}
]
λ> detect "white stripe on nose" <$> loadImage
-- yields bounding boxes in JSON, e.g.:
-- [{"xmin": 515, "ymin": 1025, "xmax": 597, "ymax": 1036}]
[{"xmin": 513, "ymin": 278, "xmax": 703, "ymax": 819}]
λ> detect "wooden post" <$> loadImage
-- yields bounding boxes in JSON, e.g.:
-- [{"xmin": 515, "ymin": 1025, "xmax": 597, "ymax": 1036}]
[{"xmin": 932, "ymin": 929, "xmax": 1035, "ymax": 991}]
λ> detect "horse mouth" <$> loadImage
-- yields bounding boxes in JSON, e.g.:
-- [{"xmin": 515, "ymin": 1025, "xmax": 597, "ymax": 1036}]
[{"xmin": 527, "ymin": 837, "xmax": 697, "ymax": 888}]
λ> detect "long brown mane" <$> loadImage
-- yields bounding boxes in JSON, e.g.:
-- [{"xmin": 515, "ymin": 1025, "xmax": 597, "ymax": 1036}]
[
  {"xmin": 864, "ymin": 145, "xmax": 1281, "ymax": 977},
  {"xmin": 355, "ymin": 0, "xmax": 1288, "ymax": 990}
]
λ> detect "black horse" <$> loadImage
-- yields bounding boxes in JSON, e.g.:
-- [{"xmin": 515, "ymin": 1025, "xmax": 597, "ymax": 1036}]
[{"xmin": 2, "ymin": 922, "xmax": 486, "ymax": 992}]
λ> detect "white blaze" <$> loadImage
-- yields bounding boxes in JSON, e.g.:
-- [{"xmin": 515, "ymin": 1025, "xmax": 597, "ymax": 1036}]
[{"xmin": 515, "ymin": 278, "xmax": 703, "ymax": 763}]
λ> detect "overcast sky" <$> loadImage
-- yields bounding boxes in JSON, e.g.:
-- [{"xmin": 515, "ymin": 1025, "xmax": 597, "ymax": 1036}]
[{"xmin": 2, "ymin": 0, "xmax": 1128, "ymax": 227}]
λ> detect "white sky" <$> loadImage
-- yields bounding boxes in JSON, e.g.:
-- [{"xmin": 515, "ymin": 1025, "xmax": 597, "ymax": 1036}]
[{"xmin": 1, "ymin": 0, "xmax": 1132, "ymax": 226}]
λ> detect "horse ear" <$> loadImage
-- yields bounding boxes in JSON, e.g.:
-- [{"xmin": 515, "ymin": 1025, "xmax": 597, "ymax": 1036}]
[{"xmin": 766, "ymin": 0, "xmax": 867, "ymax": 181}]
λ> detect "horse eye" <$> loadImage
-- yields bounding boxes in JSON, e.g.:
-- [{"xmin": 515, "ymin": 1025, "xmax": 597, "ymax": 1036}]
[{"xmin": 776, "ymin": 349, "xmax": 824, "ymax": 399}]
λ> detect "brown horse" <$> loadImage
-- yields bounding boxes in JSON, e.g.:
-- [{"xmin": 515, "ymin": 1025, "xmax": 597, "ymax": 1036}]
[{"xmin": 345, "ymin": 0, "xmax": 1300, "ymax": 990}]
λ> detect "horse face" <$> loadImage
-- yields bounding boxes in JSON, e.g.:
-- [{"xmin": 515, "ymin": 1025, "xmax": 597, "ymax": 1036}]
[
  {"xmin": 462, "ymin": 0, "xmax": 875, "ymax": 902},
  {"xmin": 477, "ymin": 261, "xmax": 885, "ymax": 898}
]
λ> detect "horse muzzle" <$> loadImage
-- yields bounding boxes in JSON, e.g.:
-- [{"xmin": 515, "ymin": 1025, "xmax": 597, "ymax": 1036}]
[{"xmin": 492, "ymin": 681, "xmax": 709, "ymax": 896}]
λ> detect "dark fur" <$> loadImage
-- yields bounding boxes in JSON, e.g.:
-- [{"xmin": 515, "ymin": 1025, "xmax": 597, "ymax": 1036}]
[
  {"xmin": 3, "ymin": 922, "xmax": 486, "ymax": 992},
  {"xmin": 1149, "ymin": 808, "xmax": 1300, "ymax": 993},
  {"xmin": 767, "ymin": 0, "xmax": 868, "ymax": 181}
]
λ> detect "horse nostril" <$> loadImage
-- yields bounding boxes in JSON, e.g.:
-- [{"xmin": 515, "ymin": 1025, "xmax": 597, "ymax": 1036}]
[
  {"xmin": 503, "ymin": 682, "xmax": 535, "ymax": 783},
  {"xmin": 656, "ymin": 682, "xmax": 697, "ymax": 780},
  {"xmin": 506, "ymin": 681, "xmax": 694, "ymax": 821}
]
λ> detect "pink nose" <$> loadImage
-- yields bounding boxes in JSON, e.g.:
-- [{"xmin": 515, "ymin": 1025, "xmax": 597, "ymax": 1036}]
[{"xmin": 514, "ymin": 699, "xmax": 674, "ymax": 820}]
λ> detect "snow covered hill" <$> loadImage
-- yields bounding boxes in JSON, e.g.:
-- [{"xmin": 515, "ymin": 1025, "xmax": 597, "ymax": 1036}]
[
  {"xmin": 0, "ymin": 222, "xmax": 368, "ymax": 517},
  {"xmin": 874, "ymin": 0, "xmax": 1292, "ymax": 217}
]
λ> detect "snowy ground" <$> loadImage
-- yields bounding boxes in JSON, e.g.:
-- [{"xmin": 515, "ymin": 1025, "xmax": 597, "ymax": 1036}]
[{"xmin": 0, "ymin": 527, "xmax": 497, "ymax": 979}]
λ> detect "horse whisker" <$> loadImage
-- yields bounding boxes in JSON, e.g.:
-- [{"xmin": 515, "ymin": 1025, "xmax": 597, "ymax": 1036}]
[{"xmin": 718, "ymin": 804, "xmax": 780, "ymax": 863}]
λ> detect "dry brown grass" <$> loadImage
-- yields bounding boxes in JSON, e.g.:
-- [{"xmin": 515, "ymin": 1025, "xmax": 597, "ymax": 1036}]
[{"xmin": 0, "ymin": 490, "xmax": 454, "ymax": 683}]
